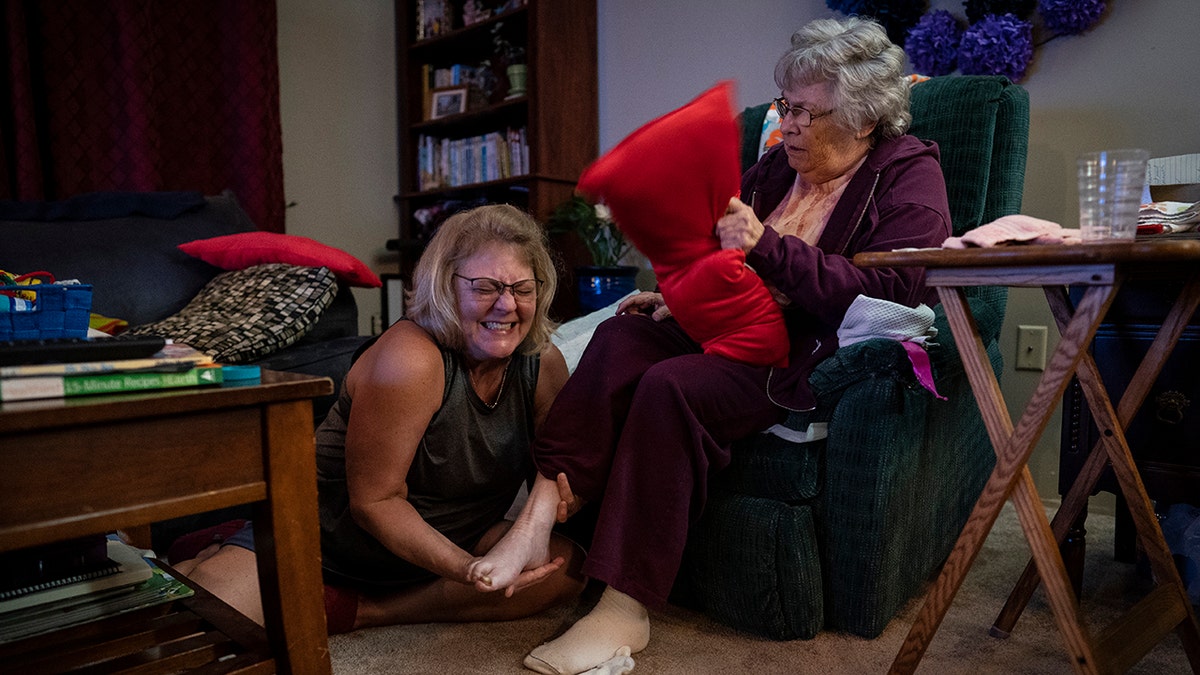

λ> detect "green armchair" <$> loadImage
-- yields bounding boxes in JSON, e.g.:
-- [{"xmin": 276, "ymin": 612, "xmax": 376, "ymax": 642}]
[{"xmin": 674, "ymin": 75, "xmax": 1030, "ymax": 640}]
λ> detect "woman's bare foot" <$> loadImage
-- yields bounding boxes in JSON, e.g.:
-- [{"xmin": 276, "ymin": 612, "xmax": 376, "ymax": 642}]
[
  {"xmin": 467, "ymin": 473, "xmax": 564, "ymax": 594},
  {"xmin": 467, "ymin": 518, "xmax": 553, "ymax": 594}
]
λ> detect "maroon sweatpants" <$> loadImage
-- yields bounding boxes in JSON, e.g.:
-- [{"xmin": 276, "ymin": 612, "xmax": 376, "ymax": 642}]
[{"xmin": 533, "ymin": 313, "xmax": 784, "ymax": 608}]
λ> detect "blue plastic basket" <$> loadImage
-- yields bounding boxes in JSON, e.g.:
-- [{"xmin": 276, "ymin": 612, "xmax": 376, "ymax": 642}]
[{"xmin": 0, "ymin": 283, "xmax": 93, "ymax": 341}]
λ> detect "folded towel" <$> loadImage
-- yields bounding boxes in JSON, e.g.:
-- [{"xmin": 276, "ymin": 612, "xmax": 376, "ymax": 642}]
[
  {"xmin": 943, "ymin": 214, "xmax": 1080, "ymax": 248},
  {"xmin": 1139, "ymin": 200, "xmax": 1200, "ymax": 234},
  {"xmin": 838, "ymin": 295, "xmax": 936, "ymax": 347},
  {"xmin": 837, "ymin": 295, "xmax": 945, "ymax": 400}
]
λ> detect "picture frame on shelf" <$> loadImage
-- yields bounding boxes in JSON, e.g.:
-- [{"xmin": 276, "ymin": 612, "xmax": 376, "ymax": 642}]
[{"xmin": 430, "ymin": 86, "xmax": 469, "ymax": 119}]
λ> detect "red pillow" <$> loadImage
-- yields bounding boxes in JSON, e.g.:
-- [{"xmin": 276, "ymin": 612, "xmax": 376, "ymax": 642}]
[
  {"xmin": 576, "ymin": 81, "xmax": 788, "ymax": 367},
  {"xmin": 179, "ymin": 232, "xmax": 382, "ymax": 288}
]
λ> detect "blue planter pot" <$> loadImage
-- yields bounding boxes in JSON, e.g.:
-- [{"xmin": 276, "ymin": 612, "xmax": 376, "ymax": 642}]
[{"xmin": 577, "ymin": 265, "xmax": 638, "ymax": 313}]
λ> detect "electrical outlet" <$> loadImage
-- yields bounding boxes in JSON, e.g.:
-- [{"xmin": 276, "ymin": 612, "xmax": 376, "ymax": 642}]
[
  {"xmin": 370, "ymin": 314, "xmax": 383, "ymax": 336},
  {"xmin": 1016, "ymin": 325, "xmax": 1048, "ymax": 371}
]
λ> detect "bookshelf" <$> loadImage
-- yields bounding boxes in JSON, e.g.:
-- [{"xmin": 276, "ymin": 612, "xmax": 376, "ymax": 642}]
[{"xmin": 393, "ymin": 0, "xmax": 598, "ymax": 316}]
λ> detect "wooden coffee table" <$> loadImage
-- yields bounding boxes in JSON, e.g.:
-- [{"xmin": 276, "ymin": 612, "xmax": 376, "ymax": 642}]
[
  {"xmin": 0, "ymin": 369, "xmax": 334, "ymax": 674},
  {"xmin": 856, "ymin": 240, "xmax": 1200, "ymax": 674}
]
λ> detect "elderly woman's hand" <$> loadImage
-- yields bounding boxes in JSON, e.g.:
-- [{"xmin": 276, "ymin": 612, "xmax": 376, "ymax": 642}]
[
  {"xmin": 554, "ymin": 473, "xmax": 582, "ymax": 522},
  {"xmin": 716, "ymin": 197, "xmax": 765, "ymax": 254},
  {"xmin": 617, "ymin": 291, "xmax": 672, "ymax": 322}
]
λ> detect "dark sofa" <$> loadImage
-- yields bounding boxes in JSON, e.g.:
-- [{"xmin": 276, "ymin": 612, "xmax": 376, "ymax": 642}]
[
  {"xmin": 0, "ymin": 190, "xmax": 372, "ymax": 423},
  {"xmin": 2, "ymin": 190, "xmax": 374, "ymax": 553}
]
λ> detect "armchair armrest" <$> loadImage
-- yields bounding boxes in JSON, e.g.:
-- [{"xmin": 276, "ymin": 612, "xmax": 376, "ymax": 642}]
[
  {"xmin": 798, "ymin": 285, "xmax": 1006, "ymax": 423},
  {"xmin": 808, "ymin": 337, "xmax": 913, "ymax": 402}
]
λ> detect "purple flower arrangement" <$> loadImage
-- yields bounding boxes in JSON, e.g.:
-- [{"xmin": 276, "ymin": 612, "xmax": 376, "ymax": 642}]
[
  {"xmin": 957, "ymin": 14, "xmax": 1034, "ymax": 81},
  {"xmin": 828, "ymin": 0, "xmax": 1108, "ymax": 82},
  {"xmin": 1039, "ymin": 0, "xmax": 1107, "ymax": 36},
  {"xmin": 905, "ymin": 10, "xmax": 964, "ymax": 77}
]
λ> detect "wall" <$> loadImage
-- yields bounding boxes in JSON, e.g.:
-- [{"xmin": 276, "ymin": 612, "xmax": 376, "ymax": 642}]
[
  {"xmin": 279, "ymin": 0, "xmax": 1200, "ymax": 507},
  {"xmin": 277, "ymin": 0, "xmax": 398, "ymax": 336}
]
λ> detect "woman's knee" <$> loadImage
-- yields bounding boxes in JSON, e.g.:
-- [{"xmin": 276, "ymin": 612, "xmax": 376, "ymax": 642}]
[
  {"xmin": 183, "ymin": 545, "xmax": 259, "ymax": 595},
  {"xmin": 581, "ymin": 315, "xmax": 643, "ymax": 361}
]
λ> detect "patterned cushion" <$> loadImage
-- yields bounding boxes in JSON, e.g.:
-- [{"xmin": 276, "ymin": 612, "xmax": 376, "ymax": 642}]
[{"xmin": 127, "ymin": 263, "xmax": 337, "ymax": 363}]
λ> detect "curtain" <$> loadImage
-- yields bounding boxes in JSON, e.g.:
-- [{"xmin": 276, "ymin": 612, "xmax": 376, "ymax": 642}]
[{"xmin": 1, "ymin": 0, "xmax": 284, "ymax": 232}]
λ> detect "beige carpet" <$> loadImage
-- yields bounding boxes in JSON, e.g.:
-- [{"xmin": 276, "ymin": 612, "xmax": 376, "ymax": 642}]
[{"xmin": 328, "ymin": 503, "xmax": 1191, "ymax": 674}]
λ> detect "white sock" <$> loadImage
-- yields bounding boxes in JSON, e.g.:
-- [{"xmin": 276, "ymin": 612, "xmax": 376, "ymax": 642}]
[{"xmin": 524, "ymin": 587, "xmax": 650, "ymax": 675}]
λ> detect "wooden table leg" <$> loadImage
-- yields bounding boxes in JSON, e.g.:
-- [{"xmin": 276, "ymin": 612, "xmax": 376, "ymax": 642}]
[
  {"xmin": 992, "ymin": 277, "xmax": 1200, "ymax": 641},
  {"xmin": 992, "ymin": 441, "xmax": 1107, "ymax": 637},
  {"xmin": 890, "ymin": 284, "xmax": 1116, "ymax": 674},
  {"xmin": 1070, "ymin": 331, "xmax": 1200, "ymax": 671},
  {"xmin": 252, "ymin": 399, "xmax": 332, "ymax": 675}
]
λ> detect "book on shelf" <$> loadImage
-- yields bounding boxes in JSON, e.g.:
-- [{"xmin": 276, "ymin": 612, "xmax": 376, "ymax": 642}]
[
  {"xmin": 1, "ymin": 363, "xmax": 225, "ymax": 402},
  {"xmin": 0, "ymin": 539, "xmax": 153, "ymax": 613},
  {"xmin": 0, "ymin": 341, "xmax": 213, "ymax": 379},
  {"xmin": 416, "ymin": 127, "xmax": 528, "ymax": 191},
  {"xmin": 0, "ymin": 554, "xmax": 193, "ymax": 644}
]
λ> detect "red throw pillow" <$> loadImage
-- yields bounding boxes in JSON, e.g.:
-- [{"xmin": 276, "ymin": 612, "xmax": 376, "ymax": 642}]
[
  {"xmin": 179, "ymin": 232, "xmax": 382, "ymax": 288},
  {"xmin": 576, "ymin": 81, "xmax": 789, "ymax": 367}
]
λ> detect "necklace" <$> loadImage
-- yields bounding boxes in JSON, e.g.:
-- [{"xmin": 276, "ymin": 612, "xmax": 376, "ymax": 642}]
[{"xmin": 470, "ymin": 360, "xmax": 510, "ymax": 409}]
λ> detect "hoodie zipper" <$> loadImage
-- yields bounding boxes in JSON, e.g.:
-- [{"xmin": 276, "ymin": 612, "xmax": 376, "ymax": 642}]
[
  {"xmin": 761, "ymin": 167, "xmax": 879, "ymax": 412},
  {"xmin": 838, "ymin": 170, "xmax": 881, "ymax": 256}
]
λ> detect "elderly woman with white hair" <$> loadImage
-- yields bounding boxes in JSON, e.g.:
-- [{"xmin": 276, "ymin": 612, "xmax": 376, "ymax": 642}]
[{"xmin": 470, "ymin": 16, "xmax": 953, "ymax": 674}]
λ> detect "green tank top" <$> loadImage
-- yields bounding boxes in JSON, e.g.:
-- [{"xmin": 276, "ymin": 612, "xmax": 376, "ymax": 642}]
[{"xmin": 315, "ymin": 330, "xmax": 539, "ymax": 589}]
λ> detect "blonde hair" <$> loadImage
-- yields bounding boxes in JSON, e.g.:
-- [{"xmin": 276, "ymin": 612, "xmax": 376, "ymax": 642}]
[
  {"xmin": 774, "ymin": 16, "xmax": 911, "ymax": 141},
  {"xmin": 405, "ymin": 204, "xmax": 558, "ymax": 355}
]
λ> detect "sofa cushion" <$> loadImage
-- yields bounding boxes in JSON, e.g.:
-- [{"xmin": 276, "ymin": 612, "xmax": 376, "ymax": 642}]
[
  {"xmin": 127, "ymin": 263, "xmax": 337, "ymax": 363},
  {"xmin": 293, "ymin": 281, "xmax": 360, "ymax": 343},
  {"xmin": 179, "ymin": 231, "xmax": 382, "ymax": 288},
  {"xmin": 0, "ymin": 190, "xmax": 258, "ymax": 326}
]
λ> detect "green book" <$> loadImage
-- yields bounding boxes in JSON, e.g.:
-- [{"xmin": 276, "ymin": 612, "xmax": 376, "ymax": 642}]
[{"xmin": 1, "ymin": 365, "xmax": 224, "ymax": 402}]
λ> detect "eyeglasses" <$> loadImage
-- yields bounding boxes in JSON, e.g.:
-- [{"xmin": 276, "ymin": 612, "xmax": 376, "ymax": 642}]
[
  {"xmin": 454, "ymin": 274, "xmax": 542, "ymax": 303},
  {"xmin": 772, "ymin": 96, "xmax": 834, "ymax": 127}
]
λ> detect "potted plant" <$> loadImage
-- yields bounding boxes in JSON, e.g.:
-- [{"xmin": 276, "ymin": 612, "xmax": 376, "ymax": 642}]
[
  {"xmin": 491, "ymin": 22, "xmax": 527, "ymax": 99},
  {"xmin": 547, "ymin": 195, "xmax": 639, "ymax": 312}
]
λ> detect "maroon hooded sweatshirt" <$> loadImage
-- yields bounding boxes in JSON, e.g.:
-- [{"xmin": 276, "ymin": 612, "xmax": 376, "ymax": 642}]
[{"xmin": 741, "ymin": 133, "xmax": 952, "ymax": 411}]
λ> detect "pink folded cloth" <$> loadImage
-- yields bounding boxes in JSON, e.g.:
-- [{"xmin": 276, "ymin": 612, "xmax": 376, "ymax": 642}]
[{"xmin": 943, "ymin": 215, "xmax": 1081, "ymax": 248}]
